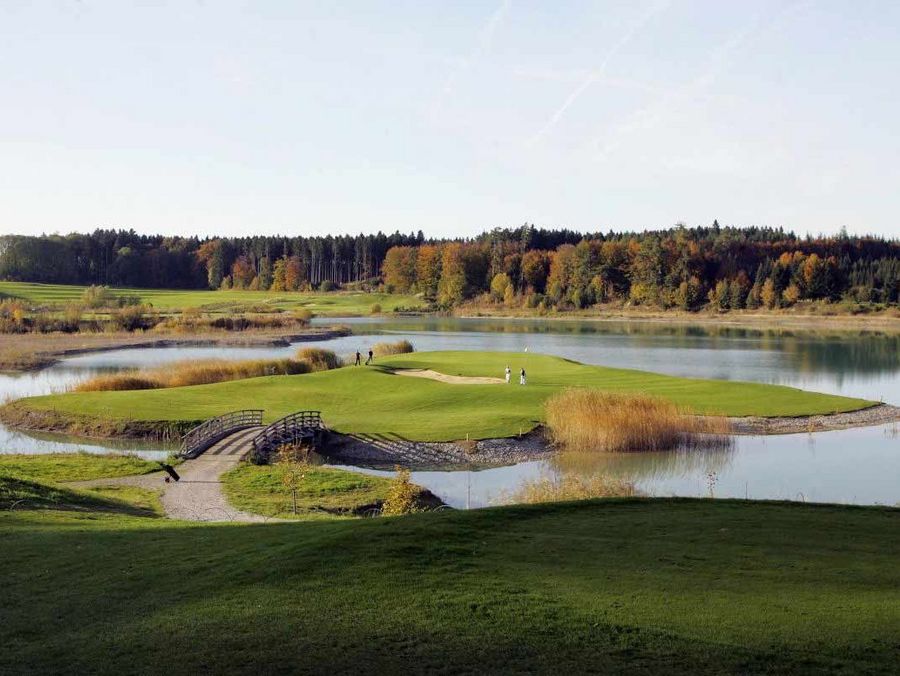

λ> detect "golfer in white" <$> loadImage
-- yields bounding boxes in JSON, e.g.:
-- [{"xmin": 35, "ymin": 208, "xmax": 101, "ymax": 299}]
[
  {"xmin": 519, "ymin": 368, "xmax": 527, "ymax": 385},
  {"xmin": 505, "ymin": 365, "xmax": 511, "ymax": 383}
]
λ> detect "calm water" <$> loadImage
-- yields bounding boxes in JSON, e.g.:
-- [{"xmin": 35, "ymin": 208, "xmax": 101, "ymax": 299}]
[{"xmin": 1, "ymin": 316, "xmax": 898, "ymax": 505}]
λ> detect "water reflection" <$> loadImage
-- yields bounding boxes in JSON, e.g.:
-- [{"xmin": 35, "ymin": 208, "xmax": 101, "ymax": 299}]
[{"xmin": 549, "ymin": 445, "xmax": 735, "ymax": 484}]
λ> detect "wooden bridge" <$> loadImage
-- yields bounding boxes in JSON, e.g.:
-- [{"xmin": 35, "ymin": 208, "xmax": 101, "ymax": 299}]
[{"xmin": 179, "ymin": 409, "xmax": 326, "ymax": 463}]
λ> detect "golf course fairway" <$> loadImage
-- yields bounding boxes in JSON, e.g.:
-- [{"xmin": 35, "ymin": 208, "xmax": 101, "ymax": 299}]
[{"xmin": 3, "ymin": 351, "xmax": 874, "ymax": 441}]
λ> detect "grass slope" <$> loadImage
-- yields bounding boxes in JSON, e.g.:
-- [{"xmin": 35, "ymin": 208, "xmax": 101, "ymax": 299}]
[
  {"xmin": 9, "ymin": 352, "xmax": 873, "ymax": 441},
  {"xmin": 222, "ymin": 463, "xmax": 396, "ymax": 519},
  {"xmin": 0, "ymin": 281, "xmax": 423, "ymax": 315},
  {"xmin": 1, "ymin": 499, "xmax": 898, "ymax": 674},
  {"xmin": 0, "ymin": 452, "xmax": 160, "ymax": 483}
]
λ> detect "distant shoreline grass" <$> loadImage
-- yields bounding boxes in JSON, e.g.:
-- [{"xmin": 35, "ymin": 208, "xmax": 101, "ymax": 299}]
[{"xmin": 1, "ymin": 351, "xmax": 874, "ymax": 442}]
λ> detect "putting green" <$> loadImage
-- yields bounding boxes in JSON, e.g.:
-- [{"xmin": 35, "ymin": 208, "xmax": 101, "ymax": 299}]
[{"xmin": 8, "ymin": 352, "xmax": 874, "ymax": 441}]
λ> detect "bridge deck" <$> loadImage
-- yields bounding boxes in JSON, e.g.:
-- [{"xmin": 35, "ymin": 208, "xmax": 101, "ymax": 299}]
[{"xmin": 202, "ymin": 426, "xmax": 265, "ymax": 457}]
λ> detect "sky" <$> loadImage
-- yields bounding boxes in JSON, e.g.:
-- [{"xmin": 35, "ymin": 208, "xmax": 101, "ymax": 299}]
[{"xmin": 1, "ymin": 0, "xmax": 898, "ymax": 239}]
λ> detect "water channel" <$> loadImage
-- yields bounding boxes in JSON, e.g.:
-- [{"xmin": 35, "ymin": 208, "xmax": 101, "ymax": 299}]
[{"xmin": 1, "ymin": 316, "xmax": 897, "ymax": 508}]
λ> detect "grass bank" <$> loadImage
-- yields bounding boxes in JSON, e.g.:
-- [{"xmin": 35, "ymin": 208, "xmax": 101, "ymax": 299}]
[
  {"xmin": 1, "ymin": 499, "xmax": 897, "ymax": 674},
  {"xmin": 222, "ymin": 463, "xmax": 433, "ymax": 519},
  {"xmin": 0, "ymin": 453, "xmax": 164, "ymax": 516},
  {"xmin": 0, "ymin": 452, "xmax": 160, "ymax": 482},
  {"xmin": 3, "ymin": 351, "xmax": 874, "ymax": 442},
  {"xmin": 0, "ymin": 281, "xmax": 424, "ymax": 316}
]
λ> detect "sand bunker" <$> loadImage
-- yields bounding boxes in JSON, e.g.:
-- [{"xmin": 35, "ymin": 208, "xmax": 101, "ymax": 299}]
[{"xmin": 393, "ymin": 368, "xmax": 504, "ymax": 385}]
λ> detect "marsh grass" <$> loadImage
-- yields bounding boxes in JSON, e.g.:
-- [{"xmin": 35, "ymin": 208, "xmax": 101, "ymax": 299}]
[
  {"xmin": 505, "ymin": 473, "xmax": 640, "ymax": 505},
  {"xmin": 373, "ymin": 339, "xmax": 414, "ymax": 356},
  {"xmin": 545, "ymin": 389, "xmax": 732, "ymax": 453},
  {"xmin": 74, "ymin": 350, "xmax": 341, "ymax": 392},
  {"xmin": 295, "ymin": 347, "xmax": 342, "ymax": 371}
]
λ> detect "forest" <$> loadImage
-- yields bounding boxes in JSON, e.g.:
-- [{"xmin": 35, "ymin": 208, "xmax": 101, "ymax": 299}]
[{"xmin": 1, "ymin": 223, "xmax": 898, "ymax": 310}]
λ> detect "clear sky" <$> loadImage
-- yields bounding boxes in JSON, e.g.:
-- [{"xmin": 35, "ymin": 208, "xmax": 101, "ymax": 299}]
[{"xmin": 1, "ymin": 1, "xmax": 898, "ymax": 239}]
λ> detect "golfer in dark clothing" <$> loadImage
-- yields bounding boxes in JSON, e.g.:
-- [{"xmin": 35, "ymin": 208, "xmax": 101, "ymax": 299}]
[
  {"xmin": 355, "ymin": 351, "xmax": 361, "ymax": 366},
  {"xmin": 366, "ymin": 349, "xmax": 374, "ymax": 365}
]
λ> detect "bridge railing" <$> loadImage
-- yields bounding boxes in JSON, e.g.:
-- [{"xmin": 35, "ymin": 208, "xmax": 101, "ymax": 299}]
[
  {"xmin": 250, "ymin": 410, "xmax": 326, "ymax": 464},
  {"xmin": 179, "ymin": 409, "xmax": 264, "ymax": 459}
]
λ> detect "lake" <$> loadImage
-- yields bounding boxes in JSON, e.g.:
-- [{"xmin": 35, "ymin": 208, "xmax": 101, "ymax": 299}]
[{"xmin": 1, "ymin": 316, "xmax": 897, "ymax": 506}]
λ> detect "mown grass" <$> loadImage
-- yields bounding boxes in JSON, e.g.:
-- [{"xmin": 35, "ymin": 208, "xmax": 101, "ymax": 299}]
[
  {"xmin": 0, "ymin": 281, "xmax": 425, "ymax": 316},
  {"xmin": 1, "ymin": 499, "xmax": 897, "ymax": 674},
  {"xmin": 0, "ymin": 475, "xmax": 161, "ymax": 515},
  {"xmin": 544, "ymin": 389, "xmax": 733, "ymax": 452},
  {"xmin": 6, "ymin": 352, "xmax": 875, "ymax": 441},
  {"xmin": 222, "ymin": 463, "xmax": 396, "ymax": 519},
  {"xmin": 0, "ymin": 452, "xmax": 160, "ymax": 483}
]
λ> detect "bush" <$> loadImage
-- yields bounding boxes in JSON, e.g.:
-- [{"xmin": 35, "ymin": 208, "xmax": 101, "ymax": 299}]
[
  {"xmin": 81, "ymin": 285, "xmax": 115, "ymax": 309},
  {"xmin": 370, "ymin": 303, "xmax": 382, "ymax": 315},
  {"xmin": 544, "ymin": 389, "xmax": 732, "ymax": 453},
  {"xmin": 295, "ymin": 347, "xmax": 342, "ymax": 371},
  {"xmin": 293, "ymin": 308, "xmax": 313, "ymax": 325},
  {"xmin": 110, "ymin": 304, "xmax": 152, "ymax": 331},
  {"xmin": 373, "ymin": 340, "xmax": 414, "ymax": 356},
  {"xmin": 381, "ymin": 467, "xmax": 420, "ymax": 516},
  {"xmin": 318, "ymin": 280, "xmax": 337, "ymax": 292}
]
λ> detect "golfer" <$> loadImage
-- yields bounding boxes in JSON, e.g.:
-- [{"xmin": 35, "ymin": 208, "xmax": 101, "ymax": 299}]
[
  {"xmin": 519, "ymin": 368, "xmax": 527, "ymax": 385},
  {"xmin": 505, "ymin": 365, "xmax": 511, "ymax": 383}
]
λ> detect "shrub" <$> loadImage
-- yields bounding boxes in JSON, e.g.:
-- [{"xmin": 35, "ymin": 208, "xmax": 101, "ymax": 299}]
[
  {"xmin": 370, "ymin": 303, "xmax": 382, "ymax": 315},
  {"xmin": 81, "ymin": 285, "xmax": 115, "ymax": 309},
  {"xmin": 381, "ymin": 467, "xmax": 420, "ymax": 516},
  {"xmin": 544, "ymin": 389, "xmax": 732, "ymax": 453},
  {"xmin": 295, "ymin": 347, "xmax": 342, "ymax": 371},
  {"xmin": 293, "ymin": 308, "xmax": 313, "ymax": 325},
  {"xmin": 319, "ymin": 280, "xmax": 336, "ymax": 292},
  {"xmin": 110, "ymin": 304, "xmax": 152, "ymax": 331},
  {"xmin": 373, "ymin": 340, "xmax": 414, "ymax": 356}
]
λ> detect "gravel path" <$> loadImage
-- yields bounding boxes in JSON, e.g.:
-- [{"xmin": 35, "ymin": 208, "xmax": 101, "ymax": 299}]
[{"xmin": 69, "ymin": 426, "xmax": 272, "ymax": 523}]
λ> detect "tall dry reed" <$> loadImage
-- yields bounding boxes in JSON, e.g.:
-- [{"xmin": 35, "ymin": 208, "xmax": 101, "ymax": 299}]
[
  {"xmin": 505, "ymin": 473, "xmax": 640, "ymax": 505},
  {"xmin": 294, "ymin": 347, "xmax": 342, "ymax": 371},
  {"xmin": 373, "ymin": 339, "xmax": 414, "ymax": 356},
  {"xmin": 544, "ymin": 389, "xmax": 732, "ymax": 453},
  {"xmin": 74, "ymin": 357, "xmax": 316, "ymax": 392}
]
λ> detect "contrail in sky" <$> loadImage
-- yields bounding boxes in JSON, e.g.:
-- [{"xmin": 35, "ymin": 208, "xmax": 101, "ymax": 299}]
[
  {"xmin": 528, "ymin": 0, "xmax": 670, "ymax": 145},
  {"xmin": 429, "ymin": 0, "xmax": 512, "ymax": 119},
  {"xmin": 590, "ymin": 0, "xmax": 814, "ymax": 161}
]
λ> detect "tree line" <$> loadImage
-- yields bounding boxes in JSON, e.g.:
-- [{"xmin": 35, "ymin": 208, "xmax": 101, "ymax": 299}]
[
  {"xmin": 0, "ymin": 223, "xmax": 898, "ymax": 309},
  {"xmin": 382, "ymin": 223, "xmax": 900, "ymax": 309}
]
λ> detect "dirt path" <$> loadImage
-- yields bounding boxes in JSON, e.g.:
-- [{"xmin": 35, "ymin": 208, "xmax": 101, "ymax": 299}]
[
  {"xmin": 394, "ymin": 368, "xmax": 505, "ymax": 385},
  {"xmin": 69, "ymin": 426, "xmax": 272, "ymax": 522}
]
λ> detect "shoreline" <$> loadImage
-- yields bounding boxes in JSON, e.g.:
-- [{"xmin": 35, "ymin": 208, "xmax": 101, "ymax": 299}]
[
  {"xmin": 0, "ymin": 326, "xmax": 351, "ymax": 373},
  {"xmin": 455, "ymin": 308, "xmax": 900, "ymax": 332},
  {"xmin": 6, "ymin": 402, "xmax": 891, "ymax": 468}
]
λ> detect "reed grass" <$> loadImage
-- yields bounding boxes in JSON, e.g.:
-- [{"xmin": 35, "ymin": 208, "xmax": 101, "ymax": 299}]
[
  {"xmin": 544, "ymin": 389, "xmax": 732, "ymax": 453},
  {"xmin": 505, "ymin": 473, "xmax": 640, "ymax": 504},
  {"xmin": 373, "ymin": 339, "xmax": 414, "ymax": 356},
  {"xmin": 74, "ymin": 357, "xmax": 320, "ymax": 392},
  {"xmin": 295, "ymin": 347, "xmax": 342, "ymax": 371}
]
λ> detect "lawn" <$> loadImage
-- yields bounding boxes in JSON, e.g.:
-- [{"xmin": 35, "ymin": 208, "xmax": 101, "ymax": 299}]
[
  {"xmin": 0, "ymin": 452, "xmax": 165, "ymax": 517},
  {"xmin": 1, "ymin": 498, "xmax": 897, "ymax": 674},
  {"xmin": 222, "ymin": 463, "xmax": 399, "ymax": 519},
  {"xmin": 0, "ymin": 452, "xmax": 161, "ymax": 483},
  {"xmin": 6, "ymin": 351, "xmax": 875, "ymax": 441},
  {"xmin": 0, "ymin": 281, "xmax": 425, "ymax": 315}
]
